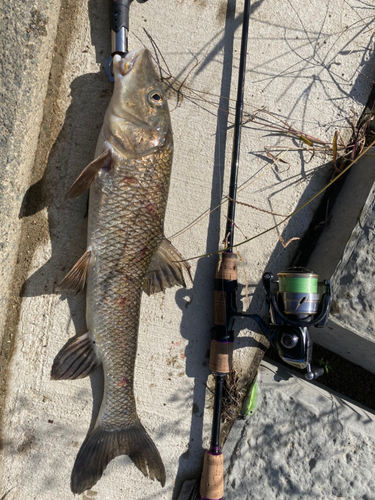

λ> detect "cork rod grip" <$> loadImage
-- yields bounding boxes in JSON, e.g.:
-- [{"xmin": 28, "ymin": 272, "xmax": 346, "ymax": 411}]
[
  {"xmin": 209, "ymin": 340, "xmax": 233, "ymax": 374},
  {"xmin": 216, "ymin": 253, "xmax": 237, "ymax": 281},
  {"xmin": 200, "ymin": 452, "xmax": 224, "ymax": 500}
]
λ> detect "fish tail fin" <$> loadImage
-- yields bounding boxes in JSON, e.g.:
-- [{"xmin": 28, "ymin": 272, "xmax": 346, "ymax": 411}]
[{"xmin": 71, "ymin": 420, "xmax": 166, "ymax": 494}]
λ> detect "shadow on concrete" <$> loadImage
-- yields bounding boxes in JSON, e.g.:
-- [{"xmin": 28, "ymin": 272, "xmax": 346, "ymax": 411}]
[{"xmin": 17, "ymin": 0, "xmax": 111, "ymax": 477}]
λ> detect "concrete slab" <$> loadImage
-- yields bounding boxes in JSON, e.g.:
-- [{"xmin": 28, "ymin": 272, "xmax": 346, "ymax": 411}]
[
  {"xmin": 308, "ymin": 152, "xmax": 375, "ymax": 374},
  {"xmin": 1, "ymin": 1, "xmax": 374, "ymax": 499},
  {"xmin": 223, "ymin": 359, "xmax": 375, "ymax": 500}
]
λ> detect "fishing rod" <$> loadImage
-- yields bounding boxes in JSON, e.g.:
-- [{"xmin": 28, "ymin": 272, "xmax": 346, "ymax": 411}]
[
  {"xmin": 105, "ymin": 0, "xmax": 148, "ymax": 81},
  {"xmin": 199, "ymin": 1, "xmax": 333, "ymax": 499},
  {"xmin": 199, "ymin": 1, "xmax": 251, "ymax": 498}
]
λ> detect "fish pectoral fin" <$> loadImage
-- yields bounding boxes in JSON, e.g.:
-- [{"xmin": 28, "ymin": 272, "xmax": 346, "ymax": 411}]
[
  {"xmin": 66, "ymin": 149, "xmax": 111, "ymax": 198},
  {"xmin": 144, "ymin": 237, "xmax": 192, "ymax": 296},
  {"xmin": 51, "ymin": 332, "xmax": 101, "ymax": 380},
  {"xmin": 71, "ymin": 419, "xmax": 166, "ymax": 494},
  {"xmin": 57, "ymin": 249, "xmax": 92, "ymax": 293}
]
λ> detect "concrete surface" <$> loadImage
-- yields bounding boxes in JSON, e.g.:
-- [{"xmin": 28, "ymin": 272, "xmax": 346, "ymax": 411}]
[
  {"xmin": 223, "ymin": 359, "xmax": 375, "ymax": 500},
  {"xmin": 0, "ymin": 0, "xmax": 62, "ymax": 337},
  {"xmin": 1, "ymin": 0, "xmax": 374, "ymax": 499},
  {"xmin": 308, "ymin": 152, "xmax": 375, "ymax": 374}
]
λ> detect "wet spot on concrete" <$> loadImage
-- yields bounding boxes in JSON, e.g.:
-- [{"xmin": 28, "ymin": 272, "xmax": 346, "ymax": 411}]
[
  {"xmin": 28, "ymin": 9, "xmax": 48, "ymax": 38},
  {"xmin": 216, "ymin": 1, "xmax": 228, "ymax": 23},
  {"xmin": 84, "ymin": 490, "xmax": 98, "ymax": 498},
  {"xmin": 194, "ymin": 0, "xmax": 207, "ymax": 8},
  {"xmin": 166, "ymin": 354, "xmax": 178, "ymax": 366},
  {"xmin": 17, "ymin": 432, "xmax": 35, "ymax": 454}
]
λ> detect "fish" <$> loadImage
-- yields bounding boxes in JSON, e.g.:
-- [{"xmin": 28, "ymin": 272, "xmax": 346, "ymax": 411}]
[{"xmin": 51, "ymin": 48, "xmax": 191, "ymax": 494}]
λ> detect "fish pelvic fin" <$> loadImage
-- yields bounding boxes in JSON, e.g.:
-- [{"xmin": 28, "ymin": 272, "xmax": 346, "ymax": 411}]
[
  {"xmin": 66, "ymin": 149, "xmax": 111, "ymax": 199},
  {"xmin": 71, "ymin": 420, "xmax": 166, "ymax": 494},
  {"xmin": 144, "ymin": 238, "xmax": 192, "ymax": 296},
  {"xmin": 57, "ymin": 249, "xmax": 91, "ymax": 293},
  {"xmin": 51, "ymin": 331, "xmax": 101, "ymax": 380}
]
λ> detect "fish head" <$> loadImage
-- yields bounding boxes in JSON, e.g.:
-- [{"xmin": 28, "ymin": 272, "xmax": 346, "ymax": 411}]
[{"xmin": 105, "ymin": 49, "xmax": 171, "ymax": 157}]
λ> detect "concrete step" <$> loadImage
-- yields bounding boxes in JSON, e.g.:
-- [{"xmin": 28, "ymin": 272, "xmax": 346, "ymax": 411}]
[
  {"xmin": 223, "ymin": 359, "xmax": 375, "ymax": 500},
  {"xmin": 308, "ymin": 151, "xmax": 375, "ymax": 374},
  {"xmin": 178, "ymin": 359, "xmax": 375, "ymax": 500}
]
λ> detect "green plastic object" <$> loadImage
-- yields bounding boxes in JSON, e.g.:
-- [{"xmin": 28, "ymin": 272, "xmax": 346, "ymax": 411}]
[{"xmin": 241, "ymin": 370, "xmax": 261, "ymax": 416}]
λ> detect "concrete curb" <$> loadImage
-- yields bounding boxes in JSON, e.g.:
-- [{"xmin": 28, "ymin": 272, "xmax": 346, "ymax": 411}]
[
  {"xmin": 308, "ymin": 151, "xmax": 375, "ymax": 373},
  {"xmin": 0, "ymin": 0, "xmax": 62, "ymax": 337}
]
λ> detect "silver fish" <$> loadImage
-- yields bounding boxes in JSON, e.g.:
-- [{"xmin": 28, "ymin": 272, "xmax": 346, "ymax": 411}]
[{"xmin": 52, "ymin": 48, "xmax": 190, "ymax": 494}]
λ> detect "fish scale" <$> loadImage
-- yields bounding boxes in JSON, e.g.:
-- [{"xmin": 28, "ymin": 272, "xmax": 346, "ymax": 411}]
[{"xmin": 88, "ymin": 148, "xmax": 172, "ymax": 427}]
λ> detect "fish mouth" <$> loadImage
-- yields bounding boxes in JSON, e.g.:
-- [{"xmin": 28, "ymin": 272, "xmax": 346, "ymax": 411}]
[{"xmin": 113, "ymin": 50, "xmax": 142, "ymax": 79}]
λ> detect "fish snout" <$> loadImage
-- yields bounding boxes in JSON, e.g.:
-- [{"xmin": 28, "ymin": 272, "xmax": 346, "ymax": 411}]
[{"xmin": 113, "ymin": 48, "xmax": 153, "ymax": 79}]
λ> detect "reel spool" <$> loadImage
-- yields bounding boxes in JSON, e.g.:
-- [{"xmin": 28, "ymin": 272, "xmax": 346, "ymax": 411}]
[
  {"xmin": 277, "ymin": 269, "xmax": 319, "ymax": 320},
  {"xmin": 262, "ymin": 267, "xmax": 332, "ymax": 380}
]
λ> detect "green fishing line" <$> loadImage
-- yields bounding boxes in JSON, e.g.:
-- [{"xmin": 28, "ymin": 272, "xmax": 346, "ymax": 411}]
[{"xmin": 278, "ymin": 275, "xmax": 318, "ymax": 294}]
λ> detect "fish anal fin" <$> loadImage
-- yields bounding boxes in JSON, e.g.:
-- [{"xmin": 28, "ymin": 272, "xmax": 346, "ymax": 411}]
[
  {"xmin": 57, "ymin": 249, "xmax": 91, "ymax": 293},
  {"xmin": 71, "ymin": 420, "xmax": 166, "ymax": 494},
  {"xmin": 144, "ymin": 238, "xmax": 192, "ymax": 296},
  {"xmin": 51, "ymin": 332, "xmax": 100, "ymax": 380},
  {"xmin": 67, "ymin": 149, "xmax": 111, "ymax": 199}
]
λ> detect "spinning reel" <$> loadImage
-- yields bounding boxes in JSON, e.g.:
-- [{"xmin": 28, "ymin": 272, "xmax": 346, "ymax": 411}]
[{"xmin": 259, "ymin": 267, "xmax": 332, "ymax": 380}]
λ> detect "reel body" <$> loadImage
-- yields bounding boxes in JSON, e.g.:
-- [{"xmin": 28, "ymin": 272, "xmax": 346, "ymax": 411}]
[
  {"xmin": 262, "ymin": 267, "xmax": 332, "ymax": 380},
  {"xmin": 219, "ymin": 261, "xmax": 332, "ymax": 381}
]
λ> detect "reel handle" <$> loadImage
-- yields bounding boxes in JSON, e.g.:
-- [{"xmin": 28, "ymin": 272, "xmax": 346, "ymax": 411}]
[{"xmin": 305, "ymin": 365, "xmax": 325, "ymax": 380}]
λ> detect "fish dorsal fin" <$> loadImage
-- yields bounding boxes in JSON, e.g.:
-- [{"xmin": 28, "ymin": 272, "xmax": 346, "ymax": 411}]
[
  {"xmin": 51, "ymin": 332, "xmax": 101, "ymax": 380},
  {"xmin": 67, "ymin": 149, "xmax": 111, "ymax": 198},
  {"xmin": 58, "ymin": 249, "xmax": 92, "ymax": 293},
  {"xmin": 144, "ymin": 238, "xmax": 192, "ymax": 296}
]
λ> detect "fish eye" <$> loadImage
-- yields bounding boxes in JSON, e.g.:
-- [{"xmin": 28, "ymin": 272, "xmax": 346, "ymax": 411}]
[{"xmin": 148, "ymin": 91, "xmax": 164, "ymax": 107}]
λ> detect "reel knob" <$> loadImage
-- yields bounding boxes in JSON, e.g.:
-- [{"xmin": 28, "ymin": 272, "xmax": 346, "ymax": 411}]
[
  {"xmin": 280, "ymin": 332, "xmax": 299, "ymax": 349},
  {"xmin": 305, "ymin": 364, "xmax": 324, "ymax": 380}
]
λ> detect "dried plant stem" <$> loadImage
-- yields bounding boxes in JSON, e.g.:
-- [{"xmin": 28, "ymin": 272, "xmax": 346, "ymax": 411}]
[
  {"xmin": 228, "ymin": 197, "xmax": 287, "ymax": 217},
  {"xmin": 181, "ymin": 139, "xmax": 375, "ymax": 262}
]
